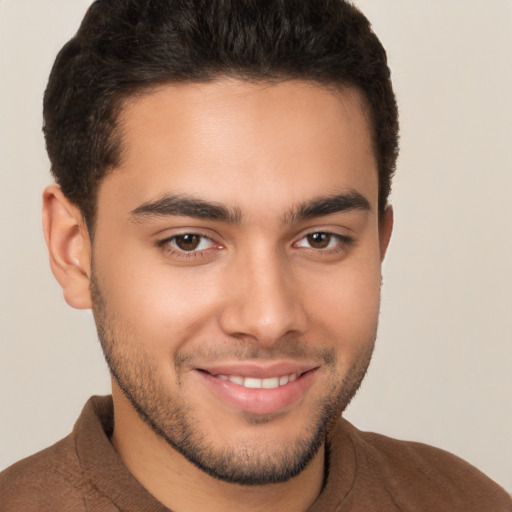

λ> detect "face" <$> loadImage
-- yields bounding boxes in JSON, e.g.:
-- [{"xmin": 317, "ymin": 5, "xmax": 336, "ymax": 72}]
[{"xmin": 89, "ymin": 79, "xmax": 390, "ymax": 485}]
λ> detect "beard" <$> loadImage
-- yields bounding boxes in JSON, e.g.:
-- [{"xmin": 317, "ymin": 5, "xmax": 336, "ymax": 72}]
[{"xmin": 90, "ymin": 270, "xmax": 376, "ymax": 486}]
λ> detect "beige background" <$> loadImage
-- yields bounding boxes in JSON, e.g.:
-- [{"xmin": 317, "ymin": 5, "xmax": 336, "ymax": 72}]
[{"xmin": 1, "ymin": 0, "xmax": 511, "ymax": 492}]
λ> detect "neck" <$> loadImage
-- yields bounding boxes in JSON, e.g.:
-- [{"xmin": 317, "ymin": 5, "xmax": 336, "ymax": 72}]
[{"xmin": 110, "ymin": 385, "xmax": 325, "ymax": 512}]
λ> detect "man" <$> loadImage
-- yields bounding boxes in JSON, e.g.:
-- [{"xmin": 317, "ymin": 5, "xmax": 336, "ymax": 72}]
[{"xmin": 1, "ymin": 0, "xmax": 510, "ymax": 510}]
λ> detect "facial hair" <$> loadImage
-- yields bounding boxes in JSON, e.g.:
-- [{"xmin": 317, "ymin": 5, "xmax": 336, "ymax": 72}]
[{"xmin": 90, "ymin": 269, "xmax": 376, "ymax": 485}]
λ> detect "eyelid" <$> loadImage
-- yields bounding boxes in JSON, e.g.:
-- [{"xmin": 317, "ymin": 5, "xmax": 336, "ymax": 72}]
[
  {"xmin": 294, "ymin": 227, "xmax": 353, "ymax": 243},
  {"xmin": 154, "ymin": 226, "xmax": 353, "ymax": 259},
  {"xmin": 169, "ymin": 234, "xmax": 216, "ymax": 251},
  {"xmin": 156, "ymin": 230, "xmax": 223, "ymax": 258},
  {"xmin": 292, "ymin": 229, "xmax": 355, "ymax": 254}
]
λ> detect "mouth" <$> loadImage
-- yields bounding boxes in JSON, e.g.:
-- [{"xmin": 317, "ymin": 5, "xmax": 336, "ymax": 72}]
[
  {"xmin": 204, "ymin": 371, "xmax": 303, "ymax": 389},
  {"xmin": 194, "ymin": 364, "xmax": 320, "ymax": 415}
]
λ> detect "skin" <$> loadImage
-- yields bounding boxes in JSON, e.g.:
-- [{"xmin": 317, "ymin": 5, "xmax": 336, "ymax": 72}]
[{"xmin": 43, "ymin": 79, "xmax": 393, "ymax": 512}]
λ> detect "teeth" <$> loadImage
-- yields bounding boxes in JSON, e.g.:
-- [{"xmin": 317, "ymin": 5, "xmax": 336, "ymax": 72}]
[
  {"xmin": 215, "ymin": 373, "xmax": 299, "ymax": 389},
  {"xmin": 262, "ymin": 377, "xmax": 279, "ymax": 389},
  {"xmin": 244, "ymin": 377, "xmax": 262, "ymax": 389}
]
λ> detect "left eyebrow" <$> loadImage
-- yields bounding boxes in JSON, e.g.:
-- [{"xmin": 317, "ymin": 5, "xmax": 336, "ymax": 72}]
[{"xmin": 284, "ymin": 191, "xmax": 371, "ymax": 224}]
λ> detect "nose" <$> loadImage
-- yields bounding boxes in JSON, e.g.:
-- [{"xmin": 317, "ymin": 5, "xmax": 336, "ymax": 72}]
[{"xmin": 218, "ymin": 248, "xmax": 308, "ymax": 346}]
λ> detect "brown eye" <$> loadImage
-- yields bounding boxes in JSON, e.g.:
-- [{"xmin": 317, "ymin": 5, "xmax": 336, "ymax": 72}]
[
  {"xmin": 306, "ymin": 232, "xmax": 332, "ymax": 249},
  {"xmin": 159, "ymin": 233, "xmax": 218, "ymax": 257},
  {"xmin": 174, "ymin": 234, "xmax": 202, "ymax": 251}
]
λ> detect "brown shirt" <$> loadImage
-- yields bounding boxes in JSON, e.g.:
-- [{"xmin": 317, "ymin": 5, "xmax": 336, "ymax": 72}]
[{"xmin": 1, "ymin": 396, "xmax": 510, "ymax": 511}]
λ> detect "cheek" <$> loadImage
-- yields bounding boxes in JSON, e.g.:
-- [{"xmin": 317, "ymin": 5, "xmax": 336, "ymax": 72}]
[
  {"xmin": 300, "ymin": 257, "xmax": 382, "ymax": 346},
  {"xmin": 94, "ymin": 248, "xmax": 223, "ymax": 354}
]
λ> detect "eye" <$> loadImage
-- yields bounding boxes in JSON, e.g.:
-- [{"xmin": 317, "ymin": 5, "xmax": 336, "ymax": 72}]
[
  {"xmin": 294, "ymin": 231, "xmax": 353, "ymax": 252},
  {"xmin": 165, "ymin": 234, "xmax": 216, "ymax": 252}
]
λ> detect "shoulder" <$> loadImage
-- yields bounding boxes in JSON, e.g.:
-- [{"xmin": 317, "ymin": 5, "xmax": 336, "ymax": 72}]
[
  {"xmin": 338, "ymin": 419, "xmax": 512, "ymax": 510},
  {"xmin": 0, "ymin": 433, "xmax": 86, "ymax": 511}
]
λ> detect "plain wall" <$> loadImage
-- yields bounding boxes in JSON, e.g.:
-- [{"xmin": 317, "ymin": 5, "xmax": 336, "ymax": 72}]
[{"xmin": 1, "ymin": 0, "xmax": 511, "ymax": 492}]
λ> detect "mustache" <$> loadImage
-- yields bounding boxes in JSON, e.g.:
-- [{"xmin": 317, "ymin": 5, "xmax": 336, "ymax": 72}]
[{"xmin": 174, "ymin": 338, "xmax": 337, "ymax": 368}]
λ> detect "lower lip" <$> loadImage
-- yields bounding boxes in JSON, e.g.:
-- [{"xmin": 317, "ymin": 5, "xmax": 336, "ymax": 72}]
[{"xmin": 196, "ymin": 369, "xmax": 317, "ymax": 415}]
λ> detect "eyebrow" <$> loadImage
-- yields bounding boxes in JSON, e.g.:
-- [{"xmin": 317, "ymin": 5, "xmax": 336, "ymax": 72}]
[
  {"xmin": 130, "ymin": 190, "xmax": 370, "ymax": 225},
  {"xmin": 284, "ymin": 191, "xmax": 371, "ymax": 223},
  {"xmin": 130, "ymin": 195, "xmax": 242, "ymax": 223}
]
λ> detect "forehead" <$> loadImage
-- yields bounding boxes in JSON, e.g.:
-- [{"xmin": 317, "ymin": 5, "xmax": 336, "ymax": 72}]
[{"xmin": 100, "ymin": 79, "xmax": 377, "ymax": 218}]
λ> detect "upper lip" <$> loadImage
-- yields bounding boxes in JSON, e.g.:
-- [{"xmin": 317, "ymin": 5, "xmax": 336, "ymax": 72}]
[{"xmin": 195, "ymin": 361, "xmax": 320, "ymax": 379}]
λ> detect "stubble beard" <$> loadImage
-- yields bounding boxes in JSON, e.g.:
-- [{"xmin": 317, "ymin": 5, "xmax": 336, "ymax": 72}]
[{"xmin": 90, "ymin": 271, "xmax": 376, "ymax": 486}]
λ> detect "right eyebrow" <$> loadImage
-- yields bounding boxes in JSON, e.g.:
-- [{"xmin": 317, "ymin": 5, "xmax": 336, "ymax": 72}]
[{"xmin": 130, "ymin": 194, "xmax": 242, "ymax": 224}]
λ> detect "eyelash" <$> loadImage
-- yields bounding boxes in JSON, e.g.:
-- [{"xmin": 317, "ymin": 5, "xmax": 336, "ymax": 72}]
[
  {"xmin": 157, "ymin": 230, "xmax": 353, "ymax": 259},
  {"xmin": 157, "ymin": 233, "xmax": 218, "ymax": 259},
  {"xmin": 293, "ymin": 231, "xmax": 354, "ymax": 254}
]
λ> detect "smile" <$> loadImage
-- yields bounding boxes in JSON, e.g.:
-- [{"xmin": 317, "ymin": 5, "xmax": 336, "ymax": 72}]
[
  {"xmin": 214, "ymin": 373, "xmax": 299, "ymax": 389},
  {"xmin": 196, "ymin": 365, "xmax": 319, "ymax": 415}
]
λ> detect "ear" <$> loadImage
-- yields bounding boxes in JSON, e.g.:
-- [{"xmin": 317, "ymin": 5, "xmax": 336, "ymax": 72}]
[
  {"xmin": 42, "ymin": 184, "xmax": 92, "ymax": 309},
  {"xmin": 379, "ymin": 205, "xmax": 394, "ymax": 262}
]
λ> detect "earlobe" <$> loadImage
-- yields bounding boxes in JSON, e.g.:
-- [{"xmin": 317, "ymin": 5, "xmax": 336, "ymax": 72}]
[
  {"xmin": 379, "ymin": 205, "xmax": 394, "ymax": 262},
  {"xmin": 42, "ymin": 184, "xmax": 92, "ymax": 309}
]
